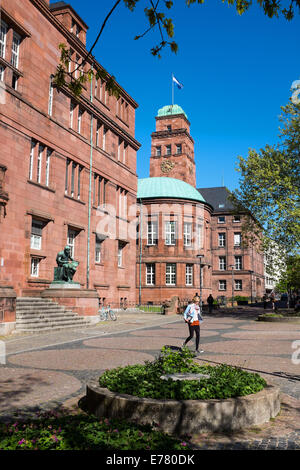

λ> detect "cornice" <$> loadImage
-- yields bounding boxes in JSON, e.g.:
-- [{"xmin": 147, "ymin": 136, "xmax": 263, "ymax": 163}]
[{"xmin": 29, "ymin": 0, "xmax": 138, "ymax": 108}]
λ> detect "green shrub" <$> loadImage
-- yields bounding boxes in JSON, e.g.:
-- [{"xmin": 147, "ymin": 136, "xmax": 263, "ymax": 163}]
[
  {"xmin": 99, "ymin": 347, "xmax": 266, "ymax": 400},
  {"xmin": 0, "ymin": 410, "xmax": 189, "ymax": 450}
]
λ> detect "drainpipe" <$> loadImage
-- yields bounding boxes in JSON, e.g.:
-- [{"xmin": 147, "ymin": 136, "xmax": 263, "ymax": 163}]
[
  {"xmin": 86, "ymin": 66, "xmax": 94, "ymax": 289},
  {"xmin": 138, "ymin": 199, "xmax": 143, "ymax": 305}
]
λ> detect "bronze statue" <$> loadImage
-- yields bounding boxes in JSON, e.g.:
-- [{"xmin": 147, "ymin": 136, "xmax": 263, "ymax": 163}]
[{"xmin": 55, "ymin": 246, "xmax": 79, "ymax": 282}]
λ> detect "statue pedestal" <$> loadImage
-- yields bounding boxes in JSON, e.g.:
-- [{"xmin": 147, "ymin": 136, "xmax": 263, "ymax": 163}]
[
  {"xmin": 41, "ymin": 286, "xmax": 99, "ymax": 319},
  {"xmin": 49, "ymin": 281, "xmax": 81, "ymax": 289},
  {"xmin": 0, "ymin": 285, "xmax": 17, "ymax": 335}
]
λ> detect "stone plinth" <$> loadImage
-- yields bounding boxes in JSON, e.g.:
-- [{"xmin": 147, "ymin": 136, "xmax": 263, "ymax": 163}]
[
  {"xmin": 86, "ymin": 380, "xmax": 280, "ymax": 434},
  {"xmin": 41, "ymin": 287, "xmax": 99, "ymax": 317},
  {"xmin": 0, "ymin": 285, "xmax": 17, "ymax": 334}
]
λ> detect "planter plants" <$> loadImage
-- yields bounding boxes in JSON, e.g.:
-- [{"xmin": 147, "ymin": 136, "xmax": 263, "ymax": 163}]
[
  {"xmin": 98, "ymin": 347, "xmax": 266, "ymax": 400},
  {"xmin": 0, "ymin": 409, "xmax": 190, "ymax": 450},
  {"xmin": 86, "ymin": 347, "xmax": 280, "ymax": 434}
]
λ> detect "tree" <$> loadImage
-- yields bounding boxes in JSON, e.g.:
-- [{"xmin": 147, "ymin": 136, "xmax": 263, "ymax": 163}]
[
  {"xmin": 53, "ymin": 0, "xmax": 300, "ymax": 97},
  {"xmin": 231, "ymin": 99, "xmax": 300, "ymax": 265},
  {"xmin": 276, "ymin": 255, "xmax": 300, "ymax": 297}
]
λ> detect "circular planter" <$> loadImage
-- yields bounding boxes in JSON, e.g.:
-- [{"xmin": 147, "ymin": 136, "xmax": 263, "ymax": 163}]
[
  {"xmin": 258, "ymin": 315, "xmax": 300, "ymax": 323},
  {"xmin": 85, "ymin": 379, "xmax": 280, "ymax": 434}
]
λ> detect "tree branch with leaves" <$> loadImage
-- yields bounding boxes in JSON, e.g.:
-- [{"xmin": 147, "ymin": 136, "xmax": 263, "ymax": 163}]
[{"xmin": 52, "ymin": 0, "xmax": 300, "ymax": 97}]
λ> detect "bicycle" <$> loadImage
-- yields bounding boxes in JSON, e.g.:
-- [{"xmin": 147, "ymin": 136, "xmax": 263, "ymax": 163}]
[{"xmin": 98, "ymin": 305, "xmax": 117, "ymax": 321}]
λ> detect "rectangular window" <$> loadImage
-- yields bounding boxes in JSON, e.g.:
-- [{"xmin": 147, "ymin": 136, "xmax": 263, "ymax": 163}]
[
  {"xmin": 118, "ymin": 241, "xmax": 125, "ymax": 267},
  {"xmin": 45, "ymin": 149, "xmax": 51, "ymax": 187},
  {"xmin": 0, "ymin": 65, "xmax": 4, "ymax": 81},
  {"xmin": 123, "ymin": 143, "xmax": 127, "ymax": 164},
  {"xmin": 95, "ymin": 235, "xmax": 103, "ymax": 263},
  {"xmin": 117, "ymin": 138, "xmax": 122, "ymax": 161},
  {"xmin": 65, "ymin": 159, "xmax": 70, "ymax": 194},
  {"xmin": 183, "ymin": 222, "xmax": 192, "ymax": 247},
  {"xmin": 77, "ymin": 107, "xmax": 82, "ymax": 134},
  {"xmin": 219, "ymin": 256, "xmax": 226, "ymax": 270},
  {"xmin": 156, "ymin": 146, "xmax": 161, "ymax": 156},
  {"xmin": 77, "ymin": 166, "xmax": 82, "ymax": 200},
  {"xmin": 11, "ymin": 31, "xmax": 21, "ymax": 68},
  {"xmin": 48, "ymin": 75, "xmax": 54, "ymax": 116},
  {"xmin": 166, "ymin": 263, "xmax": 176, "ymax": 285},
  {"xmin": 71, "ymin": 162, "xmax": 76, "ymax": 197},
  {"xmin": 234, "ymin": 232, "xmax": 242, "ymax": 246},
  {"xmin": 0, "ymin": 21, "xmax": 7, "ymax": 59},
  {"xmin": 96, "ymin": 121, "xmax": 101, "ymax": 147},
  {"xmin": 235, "ymin": 280, "xmax": 242, "ymax": 290},
  {"xmin": 218, "ymin": 233, "xmax": 226, "ymax": 247},
  {"xmin": 70, "ymin": 101, "xmax": 75, "ymax": 128},
  {"xmin": 165, "ymin": 221, "xmax": 176, "ymax": 245},
  {"xmin": 146, "ymin": 263, "xmax": 155, "ymax": 285},
  {"xmin": 235, "ymin": 256, "xmax": 242, "ymax": 270},
  {"xmin": 166, "ymin": 144, "xmax": 171, "ymax": 156},
  {"xmin": 12, "ymin": 73, "xmax": 18, "ymax": 90},
  {"xmin": 197, "ymin": 224, "xmax": 203, "ymax": 248},
  {"xmin": 30, "ymin": 219, "xmax": 43, "ymax": 250},
  {"xmin": 37, "ymin": 144, "xmax": 44, "ymax": 183},
  {"xmin": 233, "ymin": 215, "xmax": 241, "ymax": 222},
  {"xmin": 30, "ymin": 258, "xmax": 40, "ymax": 277},
  {"xmin": 147, "ymin": 221, "xmax": 158, "ymax": 245},
  {"xmin": 176, "ymin": 144, "xmax": 182, "ymax": 154},
  {"xmin": 29, "ymin": 140, "xmax": 36, "ymax": 180},
  {"xmin": 218, "ymin": 216, "xmax": 225, "ymax": 223},
  {"xmin": 219, "ymin": 280, "xmax": 227, "ymax": 291},
  {"xmin": 67, "ymin": 229, "xmax": 77, "ymax": 258},
  {"xmin": 185, "ymin": 264, "xmax": 193, "ymax": 286},
  {"xmin": 103, "ymin": 126, "xmax": 107, "ymax": 151}
]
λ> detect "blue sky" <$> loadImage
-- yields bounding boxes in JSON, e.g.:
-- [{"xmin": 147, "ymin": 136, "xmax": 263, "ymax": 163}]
[{"xmin": 60, "ymin": 0, "xmax": 300, "ymax": 191}]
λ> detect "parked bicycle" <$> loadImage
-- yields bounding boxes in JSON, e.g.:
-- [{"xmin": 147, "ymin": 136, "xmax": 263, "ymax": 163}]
[{"xmin": 98, "ymin": 305, "xmax": 117, "ymax": 321}]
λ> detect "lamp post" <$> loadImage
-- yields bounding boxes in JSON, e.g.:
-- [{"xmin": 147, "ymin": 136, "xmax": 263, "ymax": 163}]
[
  {"xmin": 197, "ymin": 254, "xmax": 204, "ymax": 313},
  {"xmin": 249, "ymin": 270, "xmax": 253, "ymax": 304},
  {"xmin": 230, "ymin": 265, "xmax": 234, "ymax": 307}
]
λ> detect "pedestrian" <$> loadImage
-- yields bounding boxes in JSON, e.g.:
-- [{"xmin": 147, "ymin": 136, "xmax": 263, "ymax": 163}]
[
  {"xmin": 182, "ymin": 295, "xmax": 204, "ymax": 355},
  {"xmin": 270, "ymin": 291, "xmax": 276, "ymax": 311},
  {"xmin": 263, "ymin": 294, "xmax": 268, "ymax": 310},
  {"xmin": 207, "ymin": 294, "xmax": 214, "ymax": 314}
]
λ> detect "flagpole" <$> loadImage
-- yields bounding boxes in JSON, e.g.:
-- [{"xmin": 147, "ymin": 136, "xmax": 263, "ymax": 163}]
[{"xmin": 172, "ymin": 72, "xmax": 174, "ymax": 107}]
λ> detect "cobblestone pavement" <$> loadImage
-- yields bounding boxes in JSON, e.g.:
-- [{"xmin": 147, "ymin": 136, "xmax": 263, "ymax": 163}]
[{"xmin": 1, "ymin": 307, "xmax": 300, "ymax": 450}]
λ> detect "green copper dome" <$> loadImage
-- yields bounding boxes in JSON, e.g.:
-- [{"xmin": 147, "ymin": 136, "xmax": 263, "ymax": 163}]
[
  {"xmin": 137, "ymin": 177, "xmax": 206, "ymax": 203},
  {"xmin": 157, "ymin": 104, "xmax": 188, "ymax": 120}
]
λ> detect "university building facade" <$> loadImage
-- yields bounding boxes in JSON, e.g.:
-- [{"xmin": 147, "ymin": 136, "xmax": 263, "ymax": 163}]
[{"xmin": 0, "ymin": 0, "xmax": 140, "ymax": 318}]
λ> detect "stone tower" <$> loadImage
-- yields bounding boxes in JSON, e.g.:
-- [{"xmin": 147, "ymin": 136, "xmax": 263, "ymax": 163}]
[{"xmin": 149, "ymin": 104, "xmax": 196, "ymax": 187}]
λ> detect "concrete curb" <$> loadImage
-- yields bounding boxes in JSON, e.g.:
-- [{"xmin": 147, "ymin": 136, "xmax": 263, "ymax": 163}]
[{"xmin": 85, "ymin": 379, "xmax": 280, "ymax": 435}]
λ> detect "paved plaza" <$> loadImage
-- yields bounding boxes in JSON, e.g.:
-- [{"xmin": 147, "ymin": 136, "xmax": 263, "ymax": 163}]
[{"xmin": 1, "ymin": 307, "xmax": 300, "ymax": 450}]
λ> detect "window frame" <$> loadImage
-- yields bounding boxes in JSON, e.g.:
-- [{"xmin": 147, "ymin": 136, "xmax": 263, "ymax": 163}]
[
  {"xmin": 185, "ymin": 264, "xmax": 193, "ymax": 286},
  {"xmin": 166, "ymin": 263, "xmax": 176, "ymax": 286},
  {"xmin": 146, "ymin": 263, "xmax": 155, "ymax": 286},
  {"xmin": 165, "ymin": 220, "xmax": 176, "ymax": 246}
]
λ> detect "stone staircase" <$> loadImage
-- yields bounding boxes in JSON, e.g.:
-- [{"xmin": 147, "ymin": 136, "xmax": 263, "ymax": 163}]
[{"xmin": 15, "ymin": 297, "xmax": 94, "ymax": 333}]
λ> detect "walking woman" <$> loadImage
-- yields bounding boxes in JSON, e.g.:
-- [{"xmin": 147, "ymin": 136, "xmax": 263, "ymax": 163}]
[{"xmin": 182, "ymin": 295, "xmax": 204, "ymax": 355}]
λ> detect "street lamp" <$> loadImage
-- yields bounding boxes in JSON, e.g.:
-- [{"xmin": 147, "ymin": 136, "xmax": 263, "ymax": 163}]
[
  {"xmin": 230, "ymin": 265, "xmax": 235, "ymax": 307},
  {"xmin": 249, "ymin": 270, "xmax": 253, "ymax": 304},
  {"xmin": 196, "ymin": 254, "xmax": 204, "ymax": 313}
]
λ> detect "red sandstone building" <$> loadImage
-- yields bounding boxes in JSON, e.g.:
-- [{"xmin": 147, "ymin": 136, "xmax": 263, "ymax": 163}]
[
  {"xmin": 136, "ymin": 105, "xmax": 265, "ymax": 306},
  {"xmin": 0, "ymin": 0, "xmax": 140, "ymax": 327},
  {"xmin": 136, "ymin": 105, "xmax": 213, "ymax": 305}
]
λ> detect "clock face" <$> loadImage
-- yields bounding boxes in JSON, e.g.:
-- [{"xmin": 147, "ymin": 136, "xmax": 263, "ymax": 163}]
[{"xmin": 161, "ymin": 160, "xmax": 175, "ymax": 173}]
